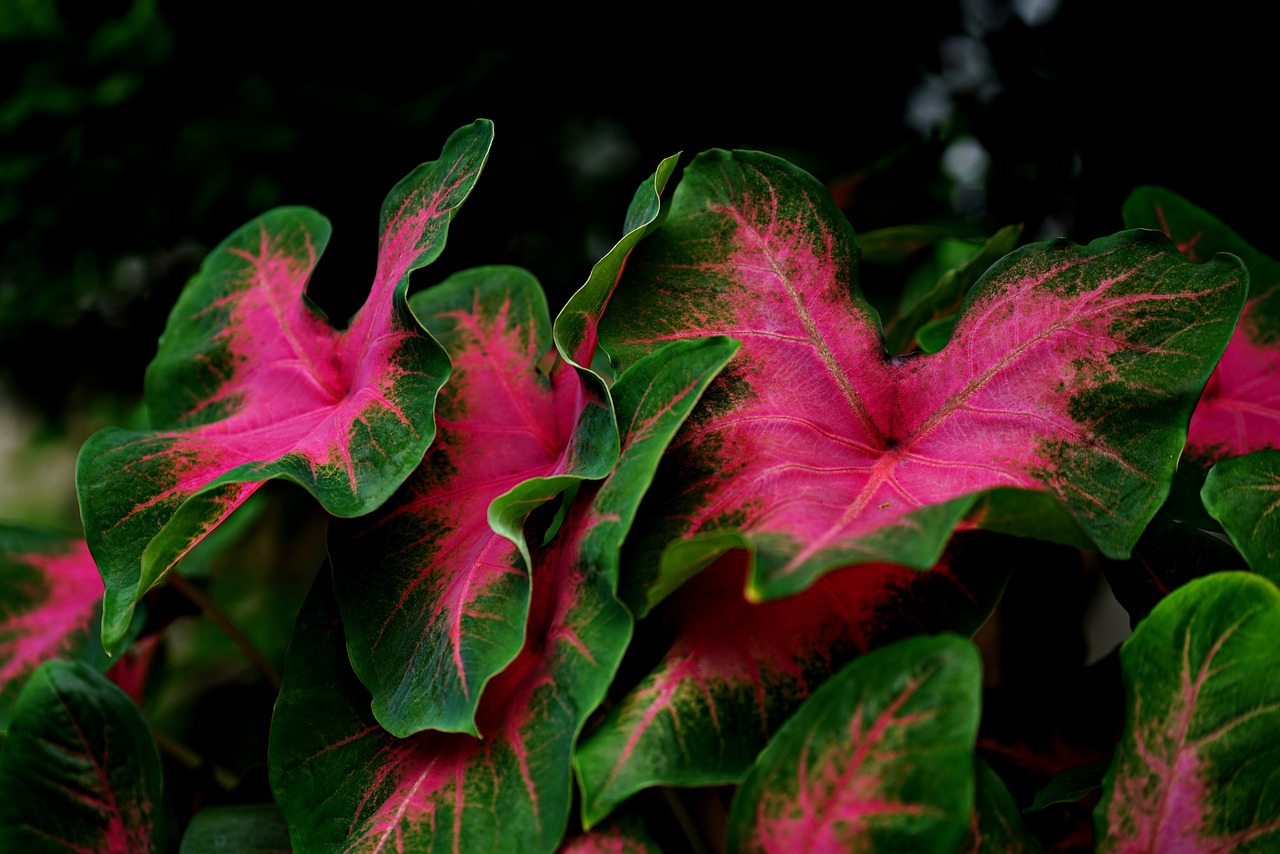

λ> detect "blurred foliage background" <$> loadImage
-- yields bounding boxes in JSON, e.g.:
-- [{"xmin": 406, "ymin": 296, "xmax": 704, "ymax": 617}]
[{"xmin": 1, "ymin": 0, "xmax": 1272, "ymax": 532}]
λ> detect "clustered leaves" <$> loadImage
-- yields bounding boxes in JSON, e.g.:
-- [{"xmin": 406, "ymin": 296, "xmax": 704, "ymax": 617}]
[{"xmin": 1, "ymin": 120, "xmax": 1278, "ymax": 852}]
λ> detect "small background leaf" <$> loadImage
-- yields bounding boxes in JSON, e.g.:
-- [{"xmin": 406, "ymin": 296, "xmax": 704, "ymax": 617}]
[
  {"xmin": 725, "ymin": 633, "xmax": 982, "ymax": 853},
  {"xmin": 1096, "ymin": 571, "xmax": 1280, "ymax": 852},
  {"xmin": 0, "ymin": 659, "xmax": 169, "ymax": 853},
  {"xmin": 1201, "ymin": 450, "xmax": 1280, "ymax": 581}
]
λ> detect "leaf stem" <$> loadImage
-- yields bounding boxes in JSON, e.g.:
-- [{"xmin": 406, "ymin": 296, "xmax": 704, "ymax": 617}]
[
  {"xmin": 661, "ymin": 787, "xmax": 712, "ymax": 854},
  {"xmin": 152, "ymin": 728, "xmax": 239, "ymax": 791},
  {"xmin": 166, "ymin": 572, "xmax": 282, "ymax": 691}
]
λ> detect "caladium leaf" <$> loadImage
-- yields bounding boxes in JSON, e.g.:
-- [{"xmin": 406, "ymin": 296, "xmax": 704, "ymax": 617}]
[
  {"xmin": 179, "ymin": 803, "xmax": 291, "ymax": 854},
  {"xmin": 1025, "ymin": 759, "xmax": 1109, "ymax": 813},
  {"xmin": 555, "ymin": 154, "xmax": 681, "ymax": 373},
  {"xmin": 575, "ymin": 532, "xmax": 1009, "ymax": 826},
  {"xmin": 76, "ymin": 119, "xmax": 493, "ymax": 650},
  {"xmin": 1201, "ymin": 450, "xmax": 1280, "ymax": 581},
  {"xmin": 1101, "ymin": 461, "xmax": 1244, "ymax": 626},
  {"xmin": 1123, "ymin": 186, "xmax": 1280, "ymax": 461},
  {"xmin": 1095, "ymin": 571, "xmax": 1280, "ymax": 852},
  {"xmin": 882, "ymin": 224, "xmax": 1025, "ymax": 355},
  {"xmin": 599, "ymin": 150, "xmax": 1246, "ymax": 606},
  {"xmin": 557, "ymin": 812, "xmax": 661, "ymax": 853},
  {"xmin": 328, "ymin": 265, "xmax": 616, "ymax": 737},
  {"xmin": 0, "ymin": 659, "xmax": 168, "ymax": 852},
  {"xmin": 0, "ymin": 526, "xmax": 109, "ymax": 728},
  {"xmin": 270, "ymin": 338, "xmax": 737, "ymax": 853},
  {"xmin": 967, "ymin": 757, "xmax": 1043, "ymax": 853},
  {"xmin": 724, "ymin": 633, "xmax": 982, "ymax": 853}
]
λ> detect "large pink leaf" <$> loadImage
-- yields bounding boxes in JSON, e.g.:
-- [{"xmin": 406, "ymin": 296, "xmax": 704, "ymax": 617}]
[
  {"xmin": 1096, "ymin": 571, "xmax": 1280, "ymax": 852},
  {"xmin": 598, "ymin": 150, "xmax": 1245, "ymax": 606},
  {"xmin": 574, "ymin": 532, "xmax": 1008, "ymax": 825},
  {"xmin": 76, "ymin": 120, "xmax": 492, "ymax": 649},
  {"xmin": 328, "ymin": 266, "xmax": 615, "ymax": 737},
  {"xmin": 0, "ymin": 526, "xmax": 108, "ymax": 728},
  {"xmin": 270, "ymin": 338, "xmax": 737, "ymax": 852},
  {"xmin": 1124, "ymin": 186, "xmax": 1280, "ymax": 461}
]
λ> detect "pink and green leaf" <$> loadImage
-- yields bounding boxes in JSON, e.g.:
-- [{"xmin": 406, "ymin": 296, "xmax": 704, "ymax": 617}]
[
  {"xmin": 575, "ymin": 531, "xmax": 1008, "ymax": 826},
  {"xmin": 1200, "ymin": 450, "xmax": 1280, "ymax": 581},
  {"xmin": 598, "ymin": 150, "xmax": 1246, "ymax": 606},
  {"xmin": 1123, "ymin": 186, "xmax": 1280, "ymax": 462},
  {"xmin": 0, "ymin": 659, "xmax": 168, "ymax": 852},
  {"xmin": 76, "ymin": 119, "xmax": 493, "ymax": 650},
  {"xmin": 557, "ymin": 812, "xmax": 662, "ymax": 853},
  {"xmin": 724, "ymin": 633, "xmax": 982, "ymax": 853},
  {"xmin": 327, "ymin": 265, "xmax": 616, "ymax": 737},
  {"xmin": 270, "ymin": 339, "xmax": 736, "ymax": 852},
  {"xmin": 269, "ymin": 495, "xmax": 637, "ymax": 852},
  {"xmin": 1095, "ymin": 571, "xmax": 1280, "ymax": 852},
  {"xmin": 555, "ymin": 154, "xmax": 681, "ymax": 373},
  {"xmin": 882, "ymin": 224, "xmax": 1025, "ymax": 355},
  {"xmin": 0, "ymin": 526, "xmax": 110, "ymax": 728}
]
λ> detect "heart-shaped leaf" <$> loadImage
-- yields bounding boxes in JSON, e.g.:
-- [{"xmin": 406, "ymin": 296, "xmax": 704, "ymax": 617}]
[
  {"xmin": 270, "ymin": 338, "xmax": 737, "ymax": 852},
  {"xmin": 1201, "ymin": 450, "xmax": 1280, "ymax": 582},
  {"xmin": 328, "ymin": 264, "xmax": 615, "ymax": 737},
  {"xmin": 0, "ymin": 526, "xmax": 110, "ymax": 728},
  {"xmin": 575, "ymin": 532, "xmax": 1008, "ymax": 825},
  {"xmin": 0, "ymin": 659, "xmax": 168, "ymax": 852},
  {"xmin": 1095, "ymin": 571, "xmax": 1280, "ymax": 851},
  {"xmin": 724, "ymin": 633, "xmax": 982, "ymax": 853},
  {"xmin": 1123, "ymin": 186, "xmax": 1280, "ymax": 462},
  {"xmin": 77, "ymin": 119, "xmax": 492, "ymax": 650},
  {"xmin": 598, "ymin": 150, "xmax": 1245, "ymax": 606}
]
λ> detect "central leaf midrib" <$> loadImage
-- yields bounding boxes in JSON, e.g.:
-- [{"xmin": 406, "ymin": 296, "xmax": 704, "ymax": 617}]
[{"xmin": 752, "ymin": 224, "xmax": 886, "ymax": 449}]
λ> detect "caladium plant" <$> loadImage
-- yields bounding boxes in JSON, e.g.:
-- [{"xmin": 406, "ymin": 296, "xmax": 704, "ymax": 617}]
[{"xmin": 2, "ymin": 118, "xmax": 1278, "ymax": 853}]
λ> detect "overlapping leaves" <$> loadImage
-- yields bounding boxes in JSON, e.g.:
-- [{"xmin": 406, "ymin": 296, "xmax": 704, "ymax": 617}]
[
  {"xmin": 271, "ymin": 333, "xmax": 737, "ymax": 852},
  {"xmin": 0, "ymin": 526, "xmax": 110, "ymax": 728},
  {"xmin": 76, "ymin": 120, "xmax": 493, "ymax": 650},
  {"xmin": 597, "ymin": 150, "xmax": 1245, "ymax": 608}
]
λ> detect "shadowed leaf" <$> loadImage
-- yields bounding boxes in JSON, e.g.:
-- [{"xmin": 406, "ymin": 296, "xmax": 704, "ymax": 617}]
[
  {"xmin": 1201, "ymin": 449, "xmax": 1280, "ymax": 583},
  {"xmin": 0, "ymin": 659, "xmax": 167, "ymax": 852},
  {"xmin": 575, "ymin": 532, "xmax": 1008, "ymax": 825}
]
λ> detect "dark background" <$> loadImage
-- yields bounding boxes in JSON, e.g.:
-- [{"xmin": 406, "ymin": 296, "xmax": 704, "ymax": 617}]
[{"xmin": 3, "ymin": 0, "xmax": 1273, "ymax": 424}]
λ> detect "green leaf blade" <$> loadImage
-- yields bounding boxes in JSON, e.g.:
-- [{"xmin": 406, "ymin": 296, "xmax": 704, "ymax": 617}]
[
  {"xmin": 1096, "ymin": 571, "xmax": 1280, "ymax": 852},
  {"xmin": 725, "ymin": 634, "xmax": 982, "ymax": 853},
  {"xmin": 0, "ymin": 659, "xmax": 168, "ymax": 853}
]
